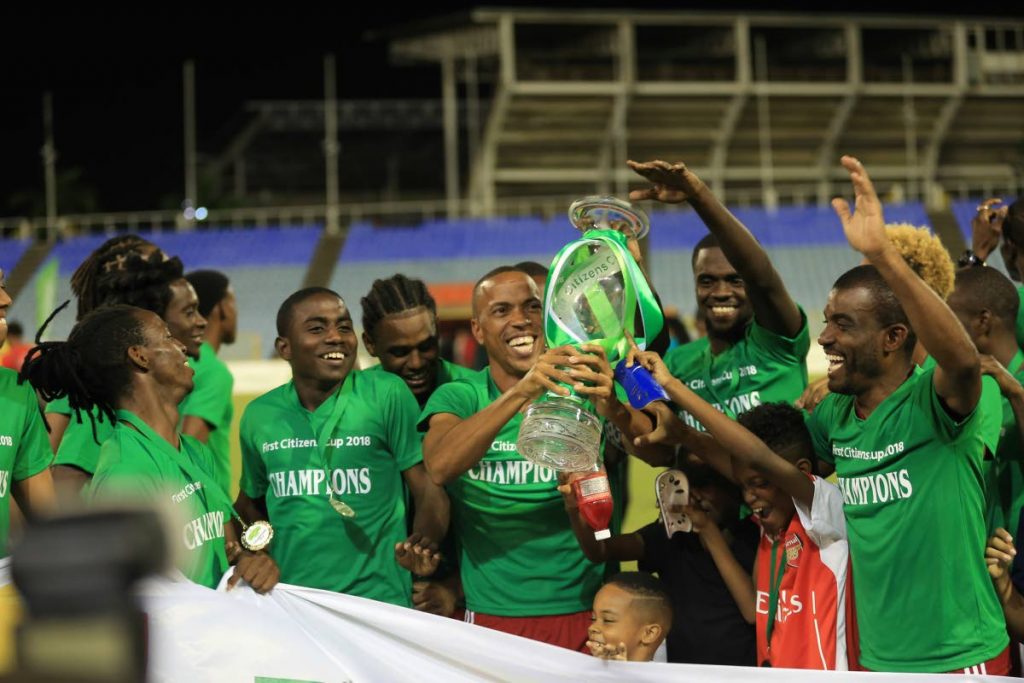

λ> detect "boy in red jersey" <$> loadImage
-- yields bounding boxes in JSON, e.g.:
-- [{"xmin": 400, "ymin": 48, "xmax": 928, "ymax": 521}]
[{"xmin": 629, "ymin": 343, "xmax": 854, "ymax": 669}]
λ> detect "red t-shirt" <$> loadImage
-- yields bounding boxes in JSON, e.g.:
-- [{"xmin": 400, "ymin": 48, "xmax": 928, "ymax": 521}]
[{"xmin": 755, "ymin": 476, "xmax": 857, "ymax": 669}]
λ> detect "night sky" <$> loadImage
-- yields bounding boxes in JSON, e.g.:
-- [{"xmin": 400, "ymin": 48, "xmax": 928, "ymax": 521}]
[{"xmin": 2, "ymin": 2, "xmax": 1019, "ymax": 216}]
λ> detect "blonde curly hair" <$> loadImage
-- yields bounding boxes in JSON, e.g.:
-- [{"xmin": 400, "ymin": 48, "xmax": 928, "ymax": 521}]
[{"xmin": 883, "ymin": 223, "xmax": 955, "ymax": 300}]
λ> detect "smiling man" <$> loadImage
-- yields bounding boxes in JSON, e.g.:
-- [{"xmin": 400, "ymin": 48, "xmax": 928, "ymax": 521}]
[
  {"xmin": 420, "ymin": 267, "xmax": 659, "ymax": 650},
  {"xmin": 628, "ymin": 160, "xmax": 808, "ymax": 430},
  {"xmin": 806, "ymin": 157, "xmax": 1007, "ymax": 674},
  {"xmin": 234, "ymin": 287, "xmax": 448, "ymax": 606},
  {"xmin": 361, "ymin": 274, "xmax": 474, "ymax": 406}
]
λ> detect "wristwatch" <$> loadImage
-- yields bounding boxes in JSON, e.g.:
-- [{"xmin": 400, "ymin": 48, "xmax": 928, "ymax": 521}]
[{"xmin": 958, "ymin": 250, "xmax": 986, "ymax": 268}]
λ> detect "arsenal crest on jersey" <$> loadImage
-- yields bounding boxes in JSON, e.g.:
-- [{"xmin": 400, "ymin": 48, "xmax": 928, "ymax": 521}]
[{"xmin": 784, "ymin": 533, "xmax": 803, "ymax": 568}]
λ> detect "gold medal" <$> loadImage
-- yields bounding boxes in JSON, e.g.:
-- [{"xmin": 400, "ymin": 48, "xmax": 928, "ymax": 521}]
[
  {"xmin": 329, "ymin": 494, "xmax": 356, "ymax": 518},
  {"xmin": 241, "ymin": 520, "xmax": 274, "ymax": 552}
]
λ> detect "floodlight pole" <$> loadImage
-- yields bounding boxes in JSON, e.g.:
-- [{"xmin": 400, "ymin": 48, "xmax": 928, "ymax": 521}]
[
  {"xmin": 42, "ymin": 92, "xmax": 58, "ymax": 243},
  {"xmin": 184, "ymin": 60, "xmax": 198, "ymax": 228},
  {"xmin": 324, "ymin": 54, "xmax": 341, "ymax": 236}
]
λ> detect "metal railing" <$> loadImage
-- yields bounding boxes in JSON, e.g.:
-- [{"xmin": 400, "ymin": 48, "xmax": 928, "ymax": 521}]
[{"xmin": 3, "ymin": 177, "xmax": 1021, "ymax": 241}]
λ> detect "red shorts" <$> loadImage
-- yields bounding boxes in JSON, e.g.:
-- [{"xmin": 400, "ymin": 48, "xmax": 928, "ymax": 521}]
[
  {"xmin": 464, "ymin": 609, "xmax": 591, "ymax": 652},
  {"xmin": 946, "ymin": 646, "xmax": 1011, "ymax": 676}
]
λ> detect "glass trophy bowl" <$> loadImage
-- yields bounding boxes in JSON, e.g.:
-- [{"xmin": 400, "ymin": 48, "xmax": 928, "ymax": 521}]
[
  {"xmin": 516, "ymin": 394, "xmax": 603, "ymax": 472},
  {"xmin": 569, "ymin": 196, "xmax": 650, "ymax": 240}
]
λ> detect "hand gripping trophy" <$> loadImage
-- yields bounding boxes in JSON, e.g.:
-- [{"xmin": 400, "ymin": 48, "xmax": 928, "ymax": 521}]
[{"xmin": 517, "ymin": 196, "xmax": 666, "ymax": 475}]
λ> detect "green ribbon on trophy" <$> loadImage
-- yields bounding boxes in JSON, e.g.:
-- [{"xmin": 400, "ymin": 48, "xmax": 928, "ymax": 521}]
[
  {"xmin": 544, "ymin": 227, "xmax": 663, "ymax": 364},
  {"xmin": 517, "ymin": 196, "xmax": 665, "ymax": 472}
]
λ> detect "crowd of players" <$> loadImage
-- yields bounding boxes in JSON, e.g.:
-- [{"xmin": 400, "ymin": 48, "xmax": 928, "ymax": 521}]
[{"xmin": 0, "ymin": 156, "xmax": 1022, "ymax": 674}]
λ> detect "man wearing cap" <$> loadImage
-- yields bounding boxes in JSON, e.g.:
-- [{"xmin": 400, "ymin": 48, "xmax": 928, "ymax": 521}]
[{"xmin": 181, "ymin": 269, "xmax": 238, "ymax": 493}]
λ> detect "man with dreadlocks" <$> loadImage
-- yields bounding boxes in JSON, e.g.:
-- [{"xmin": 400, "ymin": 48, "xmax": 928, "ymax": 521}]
[
  {"xmin": 45, "ymin": 235, "xmax": 161, "ymax": 480},
  {"xmin": 21, "ymin": 305, "xmax": 277, "ymax": 592},
  {"xmin": 361, "ymin": 274, "xmax": 473, "ymax": 617},
  {"xmin": 46, "ymin": 245, "xmax": 207, "ymax": 498},
  {"xmin": 0, "ymin": 269, "xmax": 55, "ymax": 553}
]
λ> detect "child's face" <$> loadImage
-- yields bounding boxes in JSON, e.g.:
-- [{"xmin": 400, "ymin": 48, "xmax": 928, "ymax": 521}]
[
  {"xmin": 589, "ymin": 584, "xmax": 645, "ymax": 660},
  {"xmin": 734, "ymin": 462, "xmax": 796, "ymax": 538}
]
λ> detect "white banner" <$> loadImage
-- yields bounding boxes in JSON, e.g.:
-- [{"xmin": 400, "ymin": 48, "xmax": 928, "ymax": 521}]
[{"xmin": 131, "ymin": 573, "xmax": 1015, "ymax": 683}]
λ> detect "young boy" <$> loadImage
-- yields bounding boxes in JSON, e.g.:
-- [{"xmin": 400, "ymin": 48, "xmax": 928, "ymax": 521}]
[
  {"xmin": 560, "ymin": 460, "xmax": 758, "ymax": 665},
  {"xmin": 587, "ymin": 572, "xmax": 673, "ymax": 662},
  {"xmin": 629, "ymin": 345, "xmax": 853, "ymax": 670}
]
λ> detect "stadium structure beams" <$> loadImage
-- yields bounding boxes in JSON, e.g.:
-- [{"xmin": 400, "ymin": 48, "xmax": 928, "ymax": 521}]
[{"xmin": 388, "ymin": 10, "xmax": 1024, "ymax": 209}]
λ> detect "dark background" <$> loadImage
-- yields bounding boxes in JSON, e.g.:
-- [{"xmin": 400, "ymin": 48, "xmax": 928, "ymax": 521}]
[{"xmin": 1, "ymin": 2, "xmax": 1019, "ymax": 215}]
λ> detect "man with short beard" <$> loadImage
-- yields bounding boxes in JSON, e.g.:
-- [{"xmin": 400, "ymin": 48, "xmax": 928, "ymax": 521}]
[
  {"xmin": 628, "ymin": 160, "xmax": 807, "ymax": 431},
  {"xmin": 807, "ymin": 157, "xmax": 1008, "ymax": 674},
  {"xmin": 421, "ymin": 267, "xmax": 657, "ymax": 650}
]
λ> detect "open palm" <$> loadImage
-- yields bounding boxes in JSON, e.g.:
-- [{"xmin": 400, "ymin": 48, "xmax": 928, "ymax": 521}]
[
  {"xmin": 832, "ymin": 155, "xmax": 888, "ymax": 258},
  {"xmin": 627, "ymin": 159, "xmax": 702, "ymax": 204}
]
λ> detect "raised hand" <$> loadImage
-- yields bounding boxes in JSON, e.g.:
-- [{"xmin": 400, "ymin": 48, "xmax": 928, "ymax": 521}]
[
  {"xmin": 623, "ymin": 330, "xmax": 673, "ymax": 387},
  {"xmin": 394, "ymin": 532, "xmax": 441, "ymax": 577},
  {"xmin": 972, "ymin": 198, "xmax": 1007, "ymax": 260},
  {"xmin": 832, "ymin": 156, "xmax": 889, "ymax": 260},
  {"xmin": 627, "ymin": 159, "xmax": 704, "ymax": 204}
]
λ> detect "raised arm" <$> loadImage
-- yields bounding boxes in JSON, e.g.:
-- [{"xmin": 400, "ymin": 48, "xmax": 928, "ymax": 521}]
[
  {"xmin": 629, "ymin": 342, "xmax": 811, "ymax": 507},
  {"xmin": 629, "ymin": 159, "xmax": 802, "ymax": 337},
  {"xmin": 834, "ymin": 156, "xmax": 981, "ymax": 416}
]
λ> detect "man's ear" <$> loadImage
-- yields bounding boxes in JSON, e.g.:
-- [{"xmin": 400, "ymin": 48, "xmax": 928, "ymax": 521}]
[
  {"xmin": 470, "ymin": 317, "xmax": 484, "ymax": 345},
  {"xmin": 881, "ymin": 324, "xmax": 910, "ymax": 355},
  {"xmin": 639, "ymin": 622, "xmax": 663, "ymax": 647},
  {"xmin": 275, "ymin": 336, "xmax": 291, "ymax": 361},
  {"xmin": 127, "ymin": 345, "xmax": 149, "ymax": 371},
  {"xmin": 362, "ymin": 331, "xmax": 377, "ymax": 357},
  {"xmin": 795, "ymin": 457, "xmax": 814, "ymax": 475},
  {"xmin": 976, "ymin": 309, "xmax": 992, "ymax": 340}
]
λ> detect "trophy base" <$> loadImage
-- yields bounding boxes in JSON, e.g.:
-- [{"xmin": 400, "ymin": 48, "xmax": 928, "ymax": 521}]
[{"xmin": 516, "ymin": 394, "xmax": 602, "ymax": 472}]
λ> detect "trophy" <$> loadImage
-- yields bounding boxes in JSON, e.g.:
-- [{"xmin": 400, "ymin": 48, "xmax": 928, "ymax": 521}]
[{"xmin": 516, "ymin": 196, "xmax": 666, "ymax": 472}]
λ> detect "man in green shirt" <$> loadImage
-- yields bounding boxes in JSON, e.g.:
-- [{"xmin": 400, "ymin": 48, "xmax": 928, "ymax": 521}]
[
  {"xmin": 0, "ymin": 269, "xmax": 56, "ymax": 554},
  {"xmin": 421, "ymin": 267, "xmax": 660, "ymax": 650},
  {"xmin": 968, "ymin": 197, "xmax": 1024, "ymax": 349},
  {"xmin": 807, "ymin": 157, "xmax": 1008, "ymax": 673},
  {"xmin": 948, "ymin": 266, "xmax": 1024, "ymax": 534},
  {"xmin": 47, "ymin": 250, "xmax": 207, "ymax": 499},
  {"xmin": 628, "ymin": 160, "xmax": 809, "ymax": 430},
  {"xmin": 236, "ymin": 287, "xmax": 448, "ymax": 607},
  {"xmin": 361, "ymin": 273, "xmax": 475, "ymax": 407},
  {"xmin": 22, "ymin": 304, "xmax": 276, "ymax": 592},
  {"xmin": 361, "ymin": 273, "xmax": 474, "ymax": 616},
  {"xmin": 180, "ymin": 270, "xmax": 237, "ymax": 493}
]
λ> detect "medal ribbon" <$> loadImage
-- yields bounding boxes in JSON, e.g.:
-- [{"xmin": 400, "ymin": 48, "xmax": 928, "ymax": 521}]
[
  {"xmin": 765, "ymin": 536, "xmax": 788, "ymax": 656},
  {"xmin": 313, "ymin": 375, "xmax": 356, "ymax": 516}
]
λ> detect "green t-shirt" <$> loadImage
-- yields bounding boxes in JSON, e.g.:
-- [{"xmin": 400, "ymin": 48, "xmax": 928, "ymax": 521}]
[
  {"xmin": 365, "ymin": 358, "xmax": 476, "ymax": 404},
  {"xmin": 0, "ymin": 369, "xmax": 51, "ymax": 556},
  {"xmin": 239, "ymin": 370, "xmax": 422, "ymax": 606},
  {"xmin": 807, "ymin": 367, "xmax": 1008, "ymax": 672},
  {"xmin": 178, "ymin": 342, "xmax": 234, "ymax": 493},
  {"xmin": 977, "ymin": 375, "xmax": 1007, "ymax": 532},
  {"xmin": 46, "ymin": 395, "xmax": 114, "ymax": 475},
  {"xmin": 991, "ymin": 350, "xmax": 1024, "ymax": 536},
  {"xmin": 89, "ymin": 410, "xmax": 230, "ymax": 589},
  {"xmin": 419, "ymin": 367, "xmax": 603, "ymax": 617},
  {"xmin": 1015, "ymin": 284, "xmax": 1024, "ymax": 350},
  {"xmin": 664, "ymin": 309, "xmax": 810, "ymax": 430}
]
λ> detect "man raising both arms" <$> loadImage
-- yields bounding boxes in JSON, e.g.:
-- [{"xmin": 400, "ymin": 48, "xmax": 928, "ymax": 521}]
[
  {"xmin": 807, "ymin": 156, "xmax": 1008, "ymax": 673},
  {"xmin": 236, "ymin": 287, "xmax": 448, "ymax": 606},
  {"xmin": 628, "ymin": 160, "xmax": 808, "ymax": 430},
  {"xmin": 421, "ymin": 267, "xmax": 662, "ymax": 649}
]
